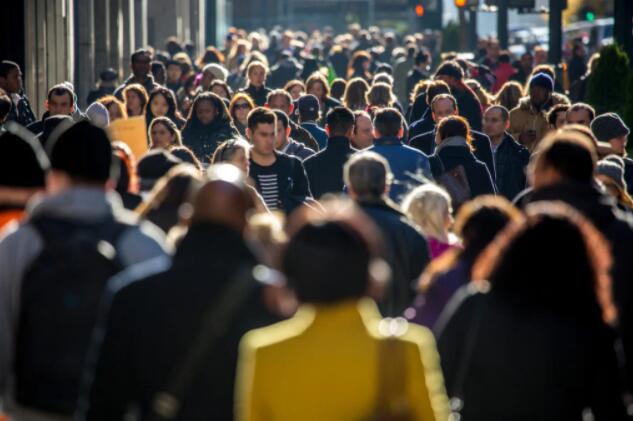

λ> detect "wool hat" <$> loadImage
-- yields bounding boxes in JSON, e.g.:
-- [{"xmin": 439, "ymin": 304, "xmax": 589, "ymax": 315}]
[
  {"xmin": 297, "ymin": 94, "xmax": 320, "ymax": 115},
  {"xmin": 85, "ymin": 102, "xmax": 110, "ymax": 129},
  {"xmin": 47, "ymin": 119, "xmax": 113, "ymax": 183},
  {"xmin": 590, "ymin": 112, "xmax": 630, "ymax": 142},
  {"xmin": 203, "ymin": 63, "xmax": 228, "ymax": 82},
  {"xmin": 100, "ymin": 68, "xmax": 118, "ymax": 82},
  {"xmin": 529, "ymin": 72, "xmax": 554, "ymax": 92},
  {"xmin": 0, "ymin": 122, "xmax": 49, "ymax": 188},
  {"xmin": 137, "ymin": 149, "xmax": 183, "ymax": 192},
  {"xmin": 597, "ymin": 154, "xmax": 627, "ymax": 190}
]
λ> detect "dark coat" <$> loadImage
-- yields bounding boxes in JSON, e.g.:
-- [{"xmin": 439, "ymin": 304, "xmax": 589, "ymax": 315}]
[
  {"xmin": 624, "ymin": 157, "xmax": 633, "ymax": 197},
  {"xmin": 494, "ymin": 133, "xmax": 530, "ymax": 200},
  {"xmin": 238, "ymin": 85, "xmax": 272, "ymax": 107},
  {"xmin": 411, "ymin": 129, "xmax": 496, "ymax": 183},
  {"xmin": 77, "ymin": 223, "xmax": 279, "ymax": 421},
  {"xmin": 437, "ymin": 288, "xmax": 627, "ymax": 421},
  {"xmin": 406, "ymin": 68, "xmax": 429, "ymax": 103},
  {"xmin": 408, "ymin": 108, "xmax": 434, "ymax": 141},
  {"xmin": 269, "ymin": 58, "xmax": 302, "ymax": 89},
  {"xmin": 521, "ymin": 182, "xmax": 633, "ymax": 393},
  {"xmin": 6, "ymin": 94, "xmax": 37, "ymax": 127},
  {"xmin": 358, "ymin": 200, "xmax": 430, "ymax": 317},
  {"xmin": 408, "ymin": 91, "xmax": 428, "ymax": 124},
  {"xmin": 453, "ymin": 85, "xmax": 483, "ymax": 132},
  {"xmin": 303, "ymin": 135, "xmax": 357, "ymax": 198},
  {"xmin": 182, "ymin": 120, "xmax": 237, "ymax": 163},
  {"xmin": 290, "ymin": 120, "xmax": 320, "ymax": 151},
  {"xmin": 429, "ymin": 143, "xmax": 496, "ymax": 199}
]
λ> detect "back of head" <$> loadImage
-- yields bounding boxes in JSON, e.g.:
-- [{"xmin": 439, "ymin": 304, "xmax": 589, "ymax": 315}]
[
  {"xmin": 137, "ymin": 149, "xmax": 183, "ymax": 192},
  {"xmin": 325, "ymin": 106, "xmax": 355, "ymax": 136},
  {"xmin": 534, "ymin": 131, "xmax": 596, "ymax": 184},
  {"xmin": 426, "ymin": 80, "xmax": 451, "ymax": 106},
  {"xmin": 434, "ymin": 60, "xmax": 464, "ymax": 81},
  {"xmin": 372, "ymin": 107, "xmax": 403, "ymax": 138},
  {"xmin": 48, "ymin": 119, "xmax": 113, "ymax": 185},
  {"xmin": 402, "ymin": 184, "xmax": 452, "ymax": 240},
  {"xmin": 0, "ymin": 122, "xmax": 49, "ymax": 189},
  {"xmin": 344, "ymin": 151, "xmax": 392, "ymax": 201},
  {"xmin": 437, "ymin": 115, "xmax": 470, "ymax": 143}
]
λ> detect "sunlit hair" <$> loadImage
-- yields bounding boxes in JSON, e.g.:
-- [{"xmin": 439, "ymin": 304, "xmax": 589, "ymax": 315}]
[
  {"xmin": 306, "ymin": 72, "xmax": 330, "ymax": 100},
  {"xmin": 149, "ymin": 117, "xmax": 183, "ymax": 149},
  {"xmin": 343, "ymin": 77, "xmax": 370, "ymax": 111},
  {"xmin": 122, "ymin": 83, "xmax": 149, "ymax": 115},
  {"xmin": 97, "ymin": 95, "xmax": 128, "ymax": 120},
  {"xmin": 402, "ymin": 183, "xmax": 452, "ymax": 242},
  {"xmin": 495, "ymin": 81, "xmax": 523, "ymax": 111}
]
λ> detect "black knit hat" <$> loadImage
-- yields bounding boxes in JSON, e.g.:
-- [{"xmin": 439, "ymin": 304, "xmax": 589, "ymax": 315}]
[
  {"xmin": 47, "ymin": 119, "xmax": 113, "ymax": 183},
  {"xmin": 0, "ymin": 122, "xmax": 49, "ymax": 188},
  {"xmin": 137, "ymin": 149, "xmax": 183, "ymax": 191},
  {"xmin": 591, "ymin": 112, "xmax": 630, "ymax": 142}
]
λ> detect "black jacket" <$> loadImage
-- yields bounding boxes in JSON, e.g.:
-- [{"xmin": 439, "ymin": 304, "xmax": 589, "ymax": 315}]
[
  {"xmin": 408, "ymin": 91, "xmax": 428, "ymax": 124},
  {"xmin": 6, "ymin": 94, "xmax": 37, "ymax": 127},
  {"xmin": 408, "ymin": 108, "xmax": 434, "ymax": 141},
  {"xmin": 303, "ymin": 136, "xmax": 357, "ymax": 198},
  {"xmin": 182, "ymin": 114, "xmax": 238, "ymax": 163},
  {"xmin": 411, "ymin": 129, "xmax": 496, "ymax": 182},
  {"xmin": 437, "ymin": 288, "xmax": 627, "ymax": 421},
  {"xmin": 453, "ymin": 85, "xmax": 483, "ymax": 132},
  {"xmin": 406, "ymin": 68, "xmax": 429, "ymax": 103},
  {"xmin": 429, "ymin": 143, "xmax": 496, "ymax": 199},
  {"xmin": 493, "ymin": 133, "xmax": 530, "ymax": 200},
  {"xmin": 358, "ymin": 200, "xmax": 430, "ymax": 317},
  {"xmin": 521, "ymin": 182, "xmax": 633, "ymax": 393},
  {"xmin": 77, "ymin": 223, "xmax": 279, "ymax": 421},
  {"xmin": 238, "ymin": 85, "xmax": 272, "ymax": 107},
  {"xmin": 624, "ymin": 157, "xmax": 633, "ymax": 197}
]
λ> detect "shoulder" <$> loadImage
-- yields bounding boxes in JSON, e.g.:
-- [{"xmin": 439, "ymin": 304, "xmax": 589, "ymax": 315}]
[
  {"xmin": 240, "ymin": 312, "xmax": 313, "ymax": 356},
  {"xmin": 471, "ymin": 130, "xmax": 491, "ymax": 143}
]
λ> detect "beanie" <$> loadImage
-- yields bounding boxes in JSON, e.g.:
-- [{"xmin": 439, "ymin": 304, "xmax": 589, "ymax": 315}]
[
  {"xmin": 0, "ymin": 122, "xmax": 49, "ymax": 188},
  {"xmin": 597, "ymin": 154, "xmax": 627, "ymax": 191},
  {"xmin": 137, "ymin": 149, "xmax": 183, "ymax": 191},
  {"xmin": 529, "ymin": 72, "xmax": 554, "ymax": 92},
  {"xmin": 590, "ymin": 112, "xmax": 630, "ymax": 142},
  {"xmin": 48, "ymin": 119, "xmax": 113, "ymax": 183},
  {"xmin": 85, "ymin": 102, "xmax": 110, "ymax": 129},
  {"xmin": 203, "ymin": 63, "xmax": 228, "ymax": 82}
]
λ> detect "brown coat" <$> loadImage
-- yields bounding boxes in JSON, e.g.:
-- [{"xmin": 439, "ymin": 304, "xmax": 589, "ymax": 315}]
[{"xmin": 509, "ymin": 93, "xmax": 570, "ymax": 152}]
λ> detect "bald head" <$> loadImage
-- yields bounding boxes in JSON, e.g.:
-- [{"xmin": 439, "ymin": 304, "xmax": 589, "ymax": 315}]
[{"xmin": 192, "ymin": 164, "xmax": 254, "ymax": 231}]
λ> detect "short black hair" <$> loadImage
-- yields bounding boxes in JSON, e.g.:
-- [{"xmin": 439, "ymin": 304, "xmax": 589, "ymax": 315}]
[
  {"xmin": 272, "ymin": 109, "xmax": 290, "ymax": 129},
  {"xmin": 247, "ymin": 107, "xmax": 276, "ymax": 131},
  {"xmin": 151, "ymin": 61, "xmax": 165, "ymax": 73},
  {"xmin": 435, "ymin": 60, "xmax": 464, "ymax": 81},
  {"xmin": 373, "ymin": 108, "xmax": 403, "ymax": 137},
  {"xmin": 326, "ymin": 106, "xmax": 355, "ymax": 136},
  {"xmin": 131, "ymin": 49, "xmax": 152, "ymax": 63},
  {"xmin": 283, "ymin": 220, "xmax": 372, "ymax": 303},
  {"xmin": 537, "ymin": 133, "xmax": 596, "ymax": 183},
  {"xmin": 47, "ymin": 84, "xmax": 75, "ymax": 107},
  {"xmin": 0, "ymin": 61, "xmax": 19, "ymax": 78},
  {"xmin": 547, "ymin": 104, "xmax": 569, "ymax": 126}
]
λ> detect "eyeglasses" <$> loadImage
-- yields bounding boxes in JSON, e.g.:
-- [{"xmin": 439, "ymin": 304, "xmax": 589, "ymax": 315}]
[{"xmin": 234, "ymin": 102, "xmax": 251, "ymax": 110}]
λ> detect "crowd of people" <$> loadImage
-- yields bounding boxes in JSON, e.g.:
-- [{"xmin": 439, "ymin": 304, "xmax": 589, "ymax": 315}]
[{"xmin": 0, "ymin": 23, "xmax": 632, "ymax": 421}]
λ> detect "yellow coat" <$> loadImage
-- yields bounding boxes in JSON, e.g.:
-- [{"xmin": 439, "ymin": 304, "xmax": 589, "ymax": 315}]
[{"xmin": 236, "ymin": 298, "xmax": 450, "ymax": 421}]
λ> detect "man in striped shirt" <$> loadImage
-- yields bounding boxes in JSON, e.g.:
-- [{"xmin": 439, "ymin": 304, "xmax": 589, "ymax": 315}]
[{"xmin": 247, "ymin": 107, "xmax": 312, "ymax": 213}]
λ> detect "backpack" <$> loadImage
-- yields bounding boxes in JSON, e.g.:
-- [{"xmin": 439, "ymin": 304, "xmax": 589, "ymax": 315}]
[
  {"xmin": 15, "ymin": 216, "xmax": 129, "ymax": 413},
  {"xmin": 431, "ymin": 154, "xmax": 472, "ymax": 209}
]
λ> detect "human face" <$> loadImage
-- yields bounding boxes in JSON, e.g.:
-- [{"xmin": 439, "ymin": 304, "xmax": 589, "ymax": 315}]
[
  {"xmin": 268, "ymin": 95, "xmax": 291, "ymax": 115},
  {"xmin": 249, "ymin": 67, "xmax": 266, "ymax": 88},
  {"xmin": 248, "ymin": 123, "xmax": 276, "ymax": 157},
  {"xmin": 483, "ymin": 108, "xmax": 508, "ymax": 139},
  {"xmin": 274, "ymin": 120, "xmax": 289, "ymax": 149},
  {"xmin": 150, "ymin": 94, "xmax": 169, "ymax": 117},
  {"xmin": 47, "ymin": 92, "xmax": 74, "ymax": 116},
  {"xmin": 609, "ymin": 135, "xmax": 628, "ymax": 156},
  {"xmin": 150, "ymin": 122, "xmax": 176, "ymax": 149},
  {"xmin": 132, "ymin": 53, "xmax": 151, "ymax": 79},
  {"xmin": 152, "ymin": 67, "xmax": 166, "ymax": 85},
  {"xmin": 107, "ymin": 103, "xmax": 124, "ymax": 121},
  {"xmin": 229, "ymin": 147, "xmax": 250, "ymax": 175},
  {"xmin": 553, "ymin": 111, "xmax": 566, "ymax": 129},
  {"xmin": 166, "ymin": 64, "xmax": 182, "ymax": 84},
  {"xmin": 233, "ymin": 100, "xmax": 251, "ymax": 125},
  {"xmin": 196, "ymin": 100, "xmax": 218, "ymax": 125},
  {"xmin": 211, "ymin": 85, "xmax": 229, "ymax": 99},
  {"xmin": 529, "ymin": 85, "xmax": 550, "ymax": 108},
  {"xmin": 353, "ymin": 115, "xmax": 373, "ymax": 149},
  {"xmin": 201, "ymin": 70, "xmax": 215, "ymax": 90},
  {"xmin": 125, "ymin": 91, "xmax": 143, "ymax": 116},
  {"xmin": 566, "ymin": 109, "xmax": 592, "ymax": 127},
  {"xmin": 289, "ymin": 85, "xmax": 303, "ymax": 100},
  {"xmin": 0, "ymin": 67, "xmax": 22, "ymax": 93},
  {"xmin": 308, "ymin": 82, "xmax": 325, "ymax": 100},
  {"xmin": 432, "ymin": 98, "xmax": 456, "ymax": 123}
]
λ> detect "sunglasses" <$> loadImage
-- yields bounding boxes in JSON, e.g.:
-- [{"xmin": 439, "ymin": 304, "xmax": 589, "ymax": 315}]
[{"xmin": 234, "ymin": 102, "xmax": 251, "ymax": 110}]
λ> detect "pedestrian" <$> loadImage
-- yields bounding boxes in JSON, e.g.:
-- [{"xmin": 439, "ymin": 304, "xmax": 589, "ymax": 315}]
[
  {"xmin": 393, "ymin": 45, "xmax": 416, "ymax": 105},
  {"xmin": 0, "ymin": 120, "xmax": 167, "ymax": 420},
  {"xmin": 165, "ymin": 59, "xmax": 184, "ymax": 93},
  {"xmin": 434, "ymin": 61, "xmax": 483, "ymax": 132},
  {"xmin": 182, "ymin": 92, "xmax": 238, "ymax": 163},
  {"xmin": 304, "ymin": 107, "xmax": 357, "ymax": 198},
  {"xmin": 86, "ymin": 68, "xmax": 118, "ymax": 105},
  {"xmin": 436, "ymin": 202, "xmax": 627, "ymax": 420},
  {"xmin": 365, "ymin": 82, "xmax": 395, "ymax": 112},
  {"xmin": 429, "ymin": 115, "xmax": 496, "ymax": 207},
  {"xmin": 148, "ymin": 116, "xmax": 183, "ymax": 150},
  {"xmin": 491, "ymin": 52, "xmax": 516, "ymax": 93},
  {"xmin": 0, "ymin": 61, "xmax": 36, "ymax": 127},
  {"xmin": 283, "ymin": 79, "xmax": 305, "ymax": 101},
  {"xmin": 229, "ymin": 92, "xmax": 255, "ymax": 138},
  {"xmin": 272, "ymin": 110, "xmax": 315, "ymax": 160},
  {"xmin": 494, "ymin": 80, "xmax": 522, "ymax": 111},
  {"xmin": 26, "ymin": 84, "xmax": 76, "ymax": 135},
  {"xmin": 77, "ymin": 165, "xmax": 280, "ymax": 421},
  {"xmin": 111, "ymin": 141, "xmax": 142, "ymax": 211},
  {"xmin": 596, "ymin": 155, "xmax": 633, "ymax": 211},
  {"xmin": 209, "ymin": 80, "xmax": 233, "ymax": 101},
  {"xmin": 344, "ymin": 151, "xmax": 430, "ymax": 316},
  {"xmin": 483, "ymin": 105, "xmax": 530, "ymax": 200},
  {"xmin": 565, "ymin": 102, "xmax": 595, "ymax": 127},
  {"xmin": 591, "ymin": 112, "xmax": 633, "ymax": 196},
  {"xmin": 367, "ymin": 107, "xmax": 432, "ymax": 203},
  {"xmin": 347, "ymin": 50, "xmax": 372, "ymax": 82},
  {"xmin": 237, "ymin": 61, "xmax": 272, "ymax": 106},
  {"xmin": 306, "ymin": 72, "xmax": 341, "ymax": 122},
  {"xmin": 351, "ymin": 110, "xmax": 374, "ymax": 149},
  {"xmin": 151, "ymin": 60, "xmax": 166, "ymax": 86},
  {"xmin": 567, "ymin": 43, "xmax": 587, "ymax": 86},
  {"xmin": 342, "ymin": 77, "xmax": 370, "ymax": 111},
  {"xmin": 97, "ymin": 95, "xmax": 127, "ymax": 122},
  {"xmin": 114, "ymin": 49, "xmax": 161, "ymax": 100},
  {"xmin": 297, "ymin": 94, "xmax": 328, "ymax": 150},
  {"xmin": 546, "ymin": 103, "xmax": 569, "ymax": 131},
  {"xmin": 236, "ymin": 200, "xmax": 449, "ymax": 421},
  {"xmin": 510, "ymin": 51, "xmax": 533, "ymax": 85},
  {"xmin": 247, "ymin": 107, "xmax": 312, "ymax": 213},
  {"xmin": 145, "ymin": 87, "xmax": 186, "ymax": 129},
  {"xmin": 269, "ymin": 51, "xmax": 302, "ymax": 89},
  {"xmin": 406, "ymin": 50, "xmax": 431, "ymax": 103},
  {"xmin": 122, "ymin": 83, "xmax": 148, "ymax": 118},
  {"xmin": 199, "ymin": 63, "xmax": 229, "ymax": 92},
  {"xmin": 266, "ymin": 89, "xmax": 319, "ymax": 151},
  {"xmin": 408, "ymin": 80, "xmax": 451, "ymax": 141}
]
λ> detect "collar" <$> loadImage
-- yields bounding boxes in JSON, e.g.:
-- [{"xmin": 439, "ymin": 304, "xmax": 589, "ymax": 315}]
[
  {"xmin": 373, "ymin": 136, "xmax": 402, "ymax": 146},
  {"xmin": 325, "ymin": 135, "xmax": 352, "ymax": 149},
  {"xmin": 294, "ymin": 298, "xmax": 382, "ymax": 332},
  {"xmin": 436, "ymin": 135, "xmax": 469, "ymax": 152}
]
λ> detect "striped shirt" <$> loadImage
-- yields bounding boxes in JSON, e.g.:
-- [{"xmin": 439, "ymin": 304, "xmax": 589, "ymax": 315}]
[{"xmin": 256, "ymin": 174, "xmax": 280, "ymax": 210}]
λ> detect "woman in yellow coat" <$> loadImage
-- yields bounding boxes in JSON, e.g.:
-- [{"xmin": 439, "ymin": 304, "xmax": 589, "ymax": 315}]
[{"xmin": 236, "ymin": 202, "xmax": 450, "ymax": 421}]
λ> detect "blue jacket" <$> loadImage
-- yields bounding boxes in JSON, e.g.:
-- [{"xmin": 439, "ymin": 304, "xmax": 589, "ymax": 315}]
[
  {"xmin": 301, "ymin": 122, "xmax": 328, "ymax": 150},
  {"xmin": 367, "ymin": 136, "xmax": 432, "ymax": 203}
]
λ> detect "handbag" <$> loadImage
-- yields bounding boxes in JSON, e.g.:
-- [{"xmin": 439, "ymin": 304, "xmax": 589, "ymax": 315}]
[
  {"xmin": 149, "ymin": 265, "xmax": 256, "ymax": 421},
  {"xmin": 368, "ymin": 319, "xmax": 414, "ymax": 421},
  {"xmin": 432, "ymin": 154, "xmax": 472, "ymax": 209}
]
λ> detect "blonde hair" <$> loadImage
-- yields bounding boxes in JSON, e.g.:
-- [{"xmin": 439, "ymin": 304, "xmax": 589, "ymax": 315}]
[{"xmin": 402, "ymin": 183, "xmax": 452, "ymax": 242}]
